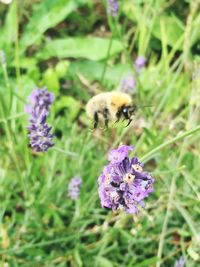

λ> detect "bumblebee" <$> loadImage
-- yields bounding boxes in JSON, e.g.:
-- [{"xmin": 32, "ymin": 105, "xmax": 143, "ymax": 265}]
[{"xmin": 86, "ymin": 92, "xmax": 137, "ymax": 128}]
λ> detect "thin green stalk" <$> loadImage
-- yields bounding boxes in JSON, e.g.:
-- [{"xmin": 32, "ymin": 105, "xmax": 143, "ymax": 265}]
[
  {"xmin": 156, "ymin": 174, "xmax": 177, "ymax": 267},
  {"xmin": 14, "ymin": 0, "xmax": 21, "ymax": 88},
  {"xmin": 112, "ymin": 19, "xmax": 135, "ymax": 72},
  {"xmin": 172, "ymin": 200, "xmax": 200, "ymax": 242},
  {"xmin": 0, "ymin": 236, "xmax": 74, "ymax": 255},
  {"xmin": 140, "ymin": 125, "xmax": 200, "ymax": 163},
  {"xmin": 1, "ymin": 54, "xmax": 25, "ymax": 111},
  {"xmin": 153, "ymin": 58, "xmax": 183, "ymax": 119},
  {"xmin": 155, "ymin": 75, "xmax": 200, "ymax": 265},
  {"xmin": 0, "ymin": 100, "xmax": 27, "ymax": 195},
  {"xmin": 100, "ymin": 35, "xmax": 113, "ymax": 84},
  {"xmin": 52, "ymin": 146, "xmax": 77, "ymax": 157},
  {"xmin": 134, "ymin": 56, "xmax": 184, "ymax": 153},
  {"xmin": 110, "ymin": 18, "xmax": 148, "ymax": 108},
  {"xmin": 0, "ymin": 112, "xmax": 25, "ymax": 123},
  {"xmin": 183, "ymin": 0, "xmax": 200, "ymax": 71},
  {"xmin": 156, "ymin": 132, "xmax": 190, "ymax": 267},
  {"xmin": 1, "ymin": 54, "xmax": 12, "ymax": 112}
]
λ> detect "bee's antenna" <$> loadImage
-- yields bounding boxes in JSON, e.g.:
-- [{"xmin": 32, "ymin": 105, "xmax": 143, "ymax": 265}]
[{"xmin": 136, "ymin": 104, "xmax": 153, "ymax": 109}]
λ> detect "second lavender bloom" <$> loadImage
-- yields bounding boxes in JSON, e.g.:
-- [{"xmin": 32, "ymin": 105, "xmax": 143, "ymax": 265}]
[{"xmin": 26, "ymin": 87, "xmax": 55, "ymax": 152}]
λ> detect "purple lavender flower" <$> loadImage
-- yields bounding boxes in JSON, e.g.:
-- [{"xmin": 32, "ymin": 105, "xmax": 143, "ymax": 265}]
[
  {"xmin": 174, "ymin": 256, "xmax": 185, "ymax": 267},
  {"xmin": 25, "ymin": 88, "xmax": 54, "ymax": 115},
  {"xmin": 135, "ymin": 56, "xmax": 147, "ymax": 70},
  {"xmin": 26, "ymin": 87, "xmax": 55, "ymax": 152},
  {"xmin": 68, "ymin": 177, "xmax": 82, "ymax": 200},
  {"xmin": 107, "ymin": 0, "xmax": 119, "ymax": 17},
  {"xmin": 120, "ymin": 75, "xmax": 136, "ymax": 95},
  {"xmin": 98, "ymin": 145, "xmax": 154, "ymax": 214},
  {"xmin": 108, "ymin": 145, "xmax": 134, "ymax": 163}
]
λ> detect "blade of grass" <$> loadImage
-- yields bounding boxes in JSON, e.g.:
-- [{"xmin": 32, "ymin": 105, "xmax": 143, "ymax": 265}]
[{"xmin": 140, "ymin": 125, "xmax": 200, "ymax": 163}]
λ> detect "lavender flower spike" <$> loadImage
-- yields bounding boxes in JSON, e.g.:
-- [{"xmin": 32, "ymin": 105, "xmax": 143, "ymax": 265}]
[
  {"xmin": 26, "ymin": 87, "xmax": 55, "ymax": 152},
  {"xmin": 108, "ymin": 145, "xmax": 134, "ymax": 163},
  {"xmin": 107, "ymin": 0, "xmax": 119, "ymax": 17},
  {"xmin": 135, "ymin": 56, "xmax": 147, "ymax": 70},
  {"xmin": 68, "ymin": 177, "xmax": 82, "ymax": 200},
  {"xmin": 98, "ymin": 145, "xmax": 154, "ymax": 214},
  {"xmin": 25, "ymin": 87, "xmax": 54, "ymax": 115},
  {"xmin": 174, "ymin": 256, "xmax": 185, "ymax": 267}
]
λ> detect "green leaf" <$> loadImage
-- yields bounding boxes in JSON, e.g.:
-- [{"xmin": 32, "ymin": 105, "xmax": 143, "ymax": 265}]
[
  {"xmin": 11, "ymin": 57, "xmax": 37, "ymax": 69},
  {"xmin": 20, "ymin": 0, "xmax": 88, "ymax": 52},
  {"xmin": 96, "ymin": 257, "xmax": 114, "ymax": 267},
  {"xmin": 191, "ymin": 13, "xmax": 200, "ymax": 46},
  {"xmin": 172, "ymin": 200, "xmax": 200, "ymax": 242},
  {"xmin": 43, "ymin": 67, "xmax": 60, "ymax": 95},
  {"xmin": 36, "ymin": 37, "xmax": 123, "ymax": 61},
  {"xmin": 131, "ymin": 256, "xmax": 158, "ymax": 267},
  {"xmin": 187, "ymin": 245, "xmax": 200, "ymax": 261},
  {"xmin": 69, "ymin": 60, "xmax": 131, "ymax": 85},
  {"xmin": 74, "ymin": 250, "xmax": 83, "ymax": 267},
  {"xmin": 164, "ymin": 73, "xmax": 189, "ymax": 112},
  {"xmin": 0, "ymin": 1, "xmax": 17, "ymax": 52},
  {"xmin": 55, "ymin": 61, "xmax": 70, "ymax": 78},
  {"xmin": 54, "ymin": 96, "xmax": 81, "ymax": 122},
  {"xmin": 152, "ymin": 15, "xmax": 184, "ymax": 49}
]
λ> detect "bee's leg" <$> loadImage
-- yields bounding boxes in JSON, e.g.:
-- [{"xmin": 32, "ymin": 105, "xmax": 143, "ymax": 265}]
[
  {"xmin": 125, "ymin": 119, "xmax": 132, "ymax": 127},
  {"xmin": 103, "ymin": 108, "xmax": 109, "ymax": 128},
  {"xmin": 115, "ymin": 110, "xmax": 121, "ymax": 123},
  {"xmin": 94, "ymin": 112, "xmax": 99, "ymax": 129}
]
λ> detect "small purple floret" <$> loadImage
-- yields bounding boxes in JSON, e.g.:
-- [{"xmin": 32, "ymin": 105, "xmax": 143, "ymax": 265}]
[
  {"xmin": 98, "ymin": 145, "xmax": 155, "ymax": 214},
  {"xmin": 120, "ymin": 75, "xmax": 136, "ymax": 95},
  {"xmin": 108, "ymin": 145, "xmax": 134, "ymax": 163},
  {"xmin": 25, "ymin": 87, "xmax": 55, "ymax": 152},
  {"xmin": 68, "ymin": 177, "xmax": 82, "ymax": 200},
  {"xmin": 174, "ymin": 256, "xmax": 185, "ymax": 267},
  {"xmin": 135, "ymin": 56, "xmax": 147, "ymax": 69},
  {"xmin": 25, "ymin": 88, "xmax": 54, "ymax": 115},
  {"xmin": 107, "ymin": 0, "xmax": 119, "ymax": 17}
]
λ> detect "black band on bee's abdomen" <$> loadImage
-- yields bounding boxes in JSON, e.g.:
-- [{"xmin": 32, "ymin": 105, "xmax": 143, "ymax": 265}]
[
  {"xmin": 94, "ymin": 112, "xmax": 99, "ymax": 128},
  {"xmin": 116, "ymin": 109, "xmax": 122, "ymax": 121},
  {"xmin": 103, "ymin": 108, "xmax": 109, "ymax": 127}
]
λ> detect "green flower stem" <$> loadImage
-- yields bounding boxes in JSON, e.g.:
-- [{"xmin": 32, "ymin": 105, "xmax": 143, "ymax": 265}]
[
  {"xmin": 15, "ymin": 0, "xmax": 21, "ymax": 88},
  {"xmin": 0, "ymin": 112, "xmax": 25, "ymax": 123},
  {"xmin": 1, "ymin": 58, "xmax": 12, "ymax": 112},
  {"xmin": 0, "ymin": 98, "xmax": 27, "ymax": 196},
  {"xmin": 140, "ymin": 125, "xmax": 200, "ymax": 163},
  {"xmin": 100, "ymin": 35, "xmax": 113, "ymax": 84},
  {"xmin": 52, "ymin": 146, "xmax": 77, "ymax": 157},
  {"xmin": 183, "ymin": 0, "xmax": 200, "ymax": 71},
  {"xmin": 156, "ymin": 134, "xmax": 191, "ymax": 267}
]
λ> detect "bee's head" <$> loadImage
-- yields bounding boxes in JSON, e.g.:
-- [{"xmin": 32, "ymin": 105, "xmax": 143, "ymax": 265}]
[
  {"xmin": 115, "ymin": 102, "xmax": 151, "ymax": 127},
  {"xmin": 120, "ymin": 105, "xmax": 137, "ymax": 120}
]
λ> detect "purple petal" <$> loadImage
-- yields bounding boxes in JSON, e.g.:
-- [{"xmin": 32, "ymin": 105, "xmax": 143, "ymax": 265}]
[
  {"xmin": 135, "ymin": 56, "xmax": 147, "ymax": 69},
  {"xmin": 108, "ymin": 145, "xmax": 134, "ymax": 163}
]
